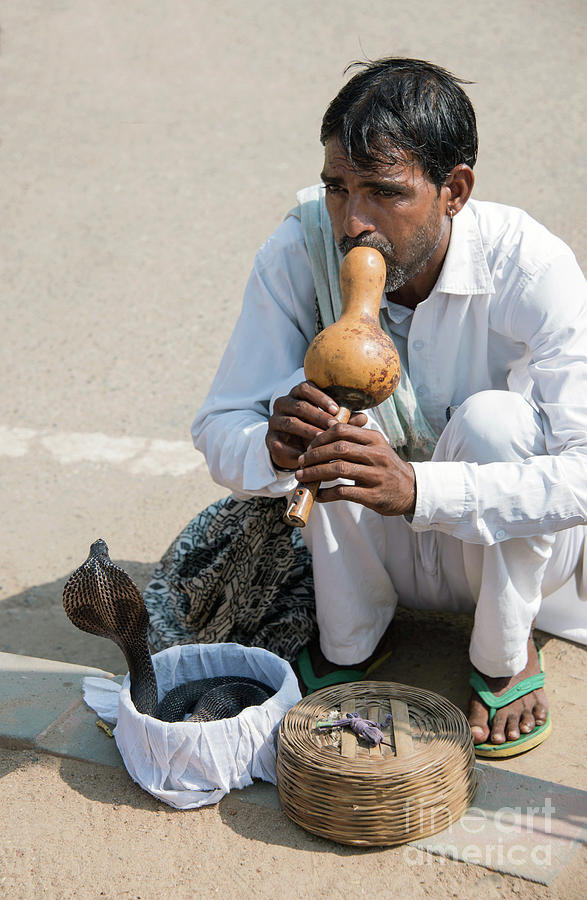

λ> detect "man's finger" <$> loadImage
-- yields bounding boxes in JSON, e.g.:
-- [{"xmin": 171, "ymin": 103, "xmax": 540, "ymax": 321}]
[
  {"xmin": 306, "ymin": 422, "xmax": 383, "ymax": 450},
  {"xmin": 298, "ymin": 439, "xmax": 374, "ymax": 470},
  {"xmin": 290, "ymin": 381, "xmax": 340, "ymax": 415},
  {"xmin": 295, "ymin": 459, "xmax": 378, "ymax": 485},
  {"xmin": 269, "ymin": 413, "xmax": 323, "ymax": 444},
  {"xmin": 290, "ymin": 384, "xmax": 366, "ymax": 427},
  {"xmin": 316, "ymin": 484, "xmax": 374, "ymax": 505},
  {"xmin": 273, "ymin": 398, "xmax": 339, "ymax": 433},
  {"xmin": 267, "ymin": 434, "xmax": 303, "ymax": 469}
]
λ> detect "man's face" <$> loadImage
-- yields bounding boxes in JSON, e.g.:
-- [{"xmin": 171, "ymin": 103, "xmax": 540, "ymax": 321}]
[{"xmin": 321, "ymin": 138, "xmax": 447, "ymax": 293}]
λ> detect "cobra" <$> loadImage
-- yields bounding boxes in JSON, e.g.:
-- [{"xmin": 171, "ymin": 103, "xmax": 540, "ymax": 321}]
[{"xmin": 62, "ymin": 539, "xmax": 274, "ymax": 722}]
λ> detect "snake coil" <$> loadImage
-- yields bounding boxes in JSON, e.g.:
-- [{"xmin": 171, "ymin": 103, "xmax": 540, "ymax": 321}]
[{"xmin": 62, "ymin": 539, "xmax": 274, "ymax": 722}]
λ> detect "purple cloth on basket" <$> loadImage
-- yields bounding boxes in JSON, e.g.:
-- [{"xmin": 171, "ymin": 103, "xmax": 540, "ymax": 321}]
[{"xmin": 318, "ymin": 711, "xmax": 393, "ymax": 746}]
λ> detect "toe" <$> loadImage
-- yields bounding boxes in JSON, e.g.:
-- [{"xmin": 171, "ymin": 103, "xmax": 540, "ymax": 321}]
[
  {"xmin": 467, "ymin": 692, "xmax": 490, "ymax": 744},
  {"xmin": 519, "ymin": 709, "xmax": 535, "ymax": 734},
  {"xmin": 533, "ymin": 700, "xmax": 548, "ymax": 726},
  {"xmin": 488, "ymin": 710, "xmax": 507, "ymax": 744},
  {"xmin": 470, "ymin": 724, "xmax": 488, "ymax": 744},
  {"xmin": 504, "ymin": 713, "xmax": 521, "ymax": 742}
]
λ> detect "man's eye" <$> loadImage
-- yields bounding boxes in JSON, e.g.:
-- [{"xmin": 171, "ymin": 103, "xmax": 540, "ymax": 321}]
[
  {"xmin": 324, "ymin": 183, "xmax": 343, "ymax": 194},
  {"xmin": 375, "ymin": 189, "xmax": 399, "ymax": 198}
]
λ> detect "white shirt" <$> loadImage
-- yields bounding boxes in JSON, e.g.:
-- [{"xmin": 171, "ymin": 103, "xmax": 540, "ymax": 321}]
[{"xmin": 192, "ymin": 197, "xmax": 587, "ymax": 546}]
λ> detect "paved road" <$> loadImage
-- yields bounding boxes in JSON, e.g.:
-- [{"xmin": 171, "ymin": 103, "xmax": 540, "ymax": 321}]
[{"xmin": 1, "ymin": 0, "xmax": 585, "ymax": 668}]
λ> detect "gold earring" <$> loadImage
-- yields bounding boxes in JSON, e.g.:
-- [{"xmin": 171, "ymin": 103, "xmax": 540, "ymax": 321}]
[{"xmin": 448, "ymin": 207, "xmax": 454, "ymax": 219}]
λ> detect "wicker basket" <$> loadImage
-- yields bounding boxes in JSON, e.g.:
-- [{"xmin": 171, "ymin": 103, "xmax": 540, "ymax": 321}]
[{"xmin": 276, "ymin": 681, "xmax": 477, "ymax": 846}]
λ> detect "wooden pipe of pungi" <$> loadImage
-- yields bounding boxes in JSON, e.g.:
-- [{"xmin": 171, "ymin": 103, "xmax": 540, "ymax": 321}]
[{"xmin": 283, "ymin": 246, "xmax": 401, "ymax": 527}]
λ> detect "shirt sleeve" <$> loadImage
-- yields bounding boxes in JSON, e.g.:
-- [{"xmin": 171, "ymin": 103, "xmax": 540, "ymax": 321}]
[
  {"xmin": 191, "ymin": 217, "xmax": 315, "ymax": 497},
  {"xmin": 410, "ymin": 251, "xmax": 587, "ymax": 544}
]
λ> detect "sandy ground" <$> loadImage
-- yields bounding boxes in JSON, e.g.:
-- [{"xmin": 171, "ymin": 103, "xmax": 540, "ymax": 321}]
[
  {"xmin": 0, "ymin": 744, "xmax": 585, "ymax": 900},
  {"xmin": 1, "ymin": 1, "xmax": 586, "ymax": 896}
]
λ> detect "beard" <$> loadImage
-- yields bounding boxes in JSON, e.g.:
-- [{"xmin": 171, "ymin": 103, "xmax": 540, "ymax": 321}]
[{"xmin": 337, "ymin": 210, "xmax": 444, "ymax": 293}]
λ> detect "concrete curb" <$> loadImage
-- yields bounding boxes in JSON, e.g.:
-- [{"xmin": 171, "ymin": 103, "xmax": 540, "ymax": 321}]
[{"xmin": 0, "ymin": 651, "xmax": 123, "ymax": 768}]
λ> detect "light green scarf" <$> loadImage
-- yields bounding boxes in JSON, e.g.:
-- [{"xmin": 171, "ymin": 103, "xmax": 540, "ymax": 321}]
[{"xmin": 288, "ymin": 184, "xmax": 438, "ymax": 461}]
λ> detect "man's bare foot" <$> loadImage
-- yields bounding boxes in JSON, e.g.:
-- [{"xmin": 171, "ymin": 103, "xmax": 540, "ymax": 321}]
[
  {"xmin": 468, "ymin": 635, "xmax": 548, "ymax": 745},
  {"xmin": 294, "ymin": 626, "xmax": 393, "ymax": 695}
]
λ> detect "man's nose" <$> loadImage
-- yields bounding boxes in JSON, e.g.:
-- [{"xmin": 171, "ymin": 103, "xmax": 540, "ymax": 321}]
[{"xmin": 343, "ymin": 197, "xmax": 376, "ymax": 238}]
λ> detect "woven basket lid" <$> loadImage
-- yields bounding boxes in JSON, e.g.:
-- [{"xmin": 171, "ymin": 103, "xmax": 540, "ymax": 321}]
[{"xmin": 277, "ymin": 681, "xmax": 477, "ymax": 846}]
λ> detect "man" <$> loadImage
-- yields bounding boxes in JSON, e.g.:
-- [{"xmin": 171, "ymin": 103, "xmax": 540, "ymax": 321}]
[{"xmin": 192, "ymin": 58, "xmax": 587, "ymax": 756}]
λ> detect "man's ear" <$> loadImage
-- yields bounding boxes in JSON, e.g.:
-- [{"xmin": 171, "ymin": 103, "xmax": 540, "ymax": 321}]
[{"xmin": 442, "ymin": 165, "xmax": 475, "ymax": 216}]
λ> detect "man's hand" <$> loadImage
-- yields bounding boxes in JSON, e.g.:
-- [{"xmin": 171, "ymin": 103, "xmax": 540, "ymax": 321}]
[
  {"xmin": 295, "ymin": 422, "xmax": 416, "ymax": 516},
  {"xmin": 266, "ymin": 381, "xmax": 367, "ymax": 471}
]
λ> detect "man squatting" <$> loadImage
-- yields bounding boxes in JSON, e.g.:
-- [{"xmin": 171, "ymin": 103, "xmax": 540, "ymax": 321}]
[{"xmin": 192, "ymin": 58, "xmax": 587, "ymax": 752}]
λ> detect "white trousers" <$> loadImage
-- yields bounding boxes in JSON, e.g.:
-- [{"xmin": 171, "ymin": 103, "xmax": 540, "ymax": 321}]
[{"xmin": 302, "ymin": 391, "xmax": 586, "ymax": 677}]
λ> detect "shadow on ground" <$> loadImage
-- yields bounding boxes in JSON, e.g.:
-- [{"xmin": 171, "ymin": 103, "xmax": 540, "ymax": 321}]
[
  {"xmin": 0, "ymin": 561, "xmax": 157, "ymax": 672},
  {"xmin": 381, "ymin": 608, "xmax": 552, "ymax": 714},
  {"xmin": 57, "ymin": 754, "xmax": 168, "ymax": 812},
  {"xmin": 0, "ymin": 748, "xmax": 43, "ymax": 781},
  {"xmin": 219, "ymin": 790, "xmax": 396, "ymax": 856},
  {"xmin": 56, "ymin": 749, "xmax": 399, "ymax": 856}
]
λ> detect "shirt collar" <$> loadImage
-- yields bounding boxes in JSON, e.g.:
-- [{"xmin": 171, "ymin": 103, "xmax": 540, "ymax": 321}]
[
  {"xmin": 381, "ymin": 295, "xmax": 414, "ymax": 323},
  {"xmin": 433, "ymin": 201, "xmax": 495, "ymax": 295}
]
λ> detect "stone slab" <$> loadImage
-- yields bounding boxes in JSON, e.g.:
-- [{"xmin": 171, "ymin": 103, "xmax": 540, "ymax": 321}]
[
  {"xmin": 409, "ymin": 764, "xmax": 586, "ymax": 885},
  {"xmin": 238, "ymin": 765, "xmax": 586, "ymax": 885},
  {"xmin": 0, "ymin": 651, "xmax": 115, "ymax": 750},
  {"xmin": 36, "ymin": 696, "xmax": 124, "ymax": 768}
]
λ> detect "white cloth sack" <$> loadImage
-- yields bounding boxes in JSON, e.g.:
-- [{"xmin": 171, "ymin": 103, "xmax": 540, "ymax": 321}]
[{"xmin": 82, "ymin": 642, "xmax": 301, "ymax": 809}]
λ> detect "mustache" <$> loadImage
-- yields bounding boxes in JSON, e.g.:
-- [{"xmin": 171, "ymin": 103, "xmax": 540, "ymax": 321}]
[{"xmin": 338, "ymin": 234, "xmax": 395, "ymax": 258}]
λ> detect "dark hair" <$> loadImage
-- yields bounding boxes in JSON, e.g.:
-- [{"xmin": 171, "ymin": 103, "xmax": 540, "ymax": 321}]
[{"xmin": 320, "ymin": 57, "xmax": 478, "ymax": 189}]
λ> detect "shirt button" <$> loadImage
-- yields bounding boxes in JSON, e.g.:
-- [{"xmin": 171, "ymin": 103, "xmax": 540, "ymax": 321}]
[
  {"xmin": 412, "ymin": 340, "xmax": 425, "ymax": 351},
  {"xmin": 416, "ymin": 385, "xmax": 428, "ymax": 398},
  {"xmin": 495, "ymin": 529, "xmax": 507, "ymax": 540}
]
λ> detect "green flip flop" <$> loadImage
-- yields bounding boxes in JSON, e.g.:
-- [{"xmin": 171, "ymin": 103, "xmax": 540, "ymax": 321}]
[
  {"xmin": 470, "ymin": 648, "xmax": 551, "ymax": 758},
  {"xmin": 296, "ymin": 645, "xmax": 392, "ymax": 694}
]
